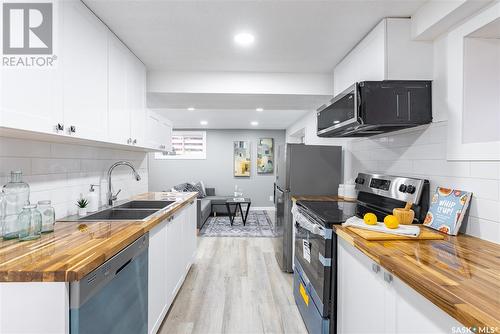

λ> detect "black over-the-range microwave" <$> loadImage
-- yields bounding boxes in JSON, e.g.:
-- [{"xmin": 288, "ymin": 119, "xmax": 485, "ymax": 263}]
[{"xmin": 317, "ymin": 80, "xmax": 432, "ymax": 137}]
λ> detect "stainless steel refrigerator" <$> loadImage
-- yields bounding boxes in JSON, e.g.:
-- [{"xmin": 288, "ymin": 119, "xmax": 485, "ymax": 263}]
[{"xmin": 273, "ymin": 144, "xmax": 342, "ymax": 272}]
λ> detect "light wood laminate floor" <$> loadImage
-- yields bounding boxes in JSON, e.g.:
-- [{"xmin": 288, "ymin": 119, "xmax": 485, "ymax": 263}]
[{"xmin": 159, "ymin": 237, "xmax": 307, "ymax": 334}]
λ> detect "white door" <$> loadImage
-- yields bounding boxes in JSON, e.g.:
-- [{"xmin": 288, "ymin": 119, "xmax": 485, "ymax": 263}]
[
  {"xmin": 129, "ymin": 55, "xmax": 146, "ymax": 147},
  {"xmin": 62, "ymin": 0, "xmax": 108, "ymax": 141},
  {"xmin": 148, "ymin": 221, "xmax": 168, "ymax": 334},
  {"xmin": 108, "ymin": 32, "xmax": 131, "ymax": 145},
  {"xmin": 337, "ymin": 238, "xmax": 387, "ymax": 334},
  {"xmin": 1, "ymin": 2, "xmax": 63, "ymax": 134}
]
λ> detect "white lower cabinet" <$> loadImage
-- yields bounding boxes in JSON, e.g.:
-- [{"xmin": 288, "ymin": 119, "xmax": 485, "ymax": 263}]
[
  {"xmin": 148, "ymin": 201, "xmax": 197, "ymax": 334},
  {"xmin": 337, "ymin": 238, "xmax": 463, "ymax": 334}
]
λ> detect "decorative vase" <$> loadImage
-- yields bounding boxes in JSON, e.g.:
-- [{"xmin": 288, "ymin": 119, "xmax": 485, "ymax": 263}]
[{"xmin": 78, "ymin": 208, "xmax": 87, "ymax": 217}]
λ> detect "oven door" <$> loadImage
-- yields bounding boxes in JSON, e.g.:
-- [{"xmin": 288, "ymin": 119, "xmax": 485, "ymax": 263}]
[
  {"xmin": 294, "ymin": 217, "xmax": 333, "ymax": 317},
  {"xmin": 317, "ymin": 83, "xmax": 359, "ymax": 136}
]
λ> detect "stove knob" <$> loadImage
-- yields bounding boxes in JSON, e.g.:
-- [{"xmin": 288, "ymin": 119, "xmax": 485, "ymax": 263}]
[
  {"xmin": 406, "ymin": 185, "xmax": 416, "ymax": 194},
  {"xmin": 398, "ymin": 184, "xmax": 407, "ymax": 193},
  {"xmin": 355, "ymin": 177, "xmax": 365, "ymax": 185}
]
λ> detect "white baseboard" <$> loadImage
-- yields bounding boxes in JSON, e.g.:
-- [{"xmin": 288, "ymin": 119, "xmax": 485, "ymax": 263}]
[{"xmin": 250, "ymin": 206, "xmax": 276, "ymax": 211}]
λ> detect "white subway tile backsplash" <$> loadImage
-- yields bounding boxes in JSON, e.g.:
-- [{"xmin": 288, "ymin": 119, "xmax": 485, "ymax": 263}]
[
  {"xmin": 32, "ymin": 158, "xmax": 81, "ymax": 175},
  {"xmin": 470, "ymin": 162, "xmax": 500, "ymax": 180},
  {"xmin": 346, "ymin": 121, "xmax": 500, "ymax": 244},
  {"xmin": 0, "ymin": 136, "xmax": 149, "ymax": 220}
]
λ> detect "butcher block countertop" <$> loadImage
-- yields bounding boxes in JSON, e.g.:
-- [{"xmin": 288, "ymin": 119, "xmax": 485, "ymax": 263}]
[
  {"xmin": 293, "ymin": 195, "xmax": 500, "ymax": 329},
  {"xmin": 0, "ymin": 192, "xmax": 197, "ymax": 282}
]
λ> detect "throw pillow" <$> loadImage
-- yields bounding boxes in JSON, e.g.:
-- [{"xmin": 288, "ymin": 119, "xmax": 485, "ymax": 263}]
[{"xmin": 191, "ymin": 181, "xmax": 206, "ymax": 198}]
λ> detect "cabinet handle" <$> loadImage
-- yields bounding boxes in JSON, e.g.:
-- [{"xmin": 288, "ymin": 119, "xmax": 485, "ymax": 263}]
[
  {"xmin": 383, "ymin": 272, "xmax": 393, "ymax": 283},
  {"xmin": 55, "ymin": 123, "xmax": 64, "ymax": 132},
  {"xmin": 371, "ymin": 263, "xmax": 380, "ymax": 273},
  {"xmin": 69, "ymin": 125, "xmax": 76, "ymax": 134},
  {"xmin": 127, "ymin": 138, "xmax": 132, "ymax": 144},
  {"xmin": 133, "ymin": 139, "xmax": 137, "ymax": 145},
  {"xmin": 189, "ymin": 201, "xmax": 194, "ymax": 205}
]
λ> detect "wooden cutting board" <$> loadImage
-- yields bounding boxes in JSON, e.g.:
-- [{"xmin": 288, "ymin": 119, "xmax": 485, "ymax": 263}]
[{"xmin": 346, "ymin": 226, "xmax": 445, "ymax": 241}]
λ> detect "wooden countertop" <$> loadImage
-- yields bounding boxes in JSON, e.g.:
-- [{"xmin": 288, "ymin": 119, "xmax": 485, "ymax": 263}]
[
  {"xmin": 335, "ymin": 226, "xmax": 500, "ymax": 329},
  {"xmin": 0, "ymin": 192, "xmax": 197, "ymax": 282}
]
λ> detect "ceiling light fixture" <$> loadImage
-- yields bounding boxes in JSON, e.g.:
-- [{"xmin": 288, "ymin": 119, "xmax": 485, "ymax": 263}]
[
  {"xmin": 188, "ymin": 107, "xmax": 195, "ymax": 111},
  {"xmin": 251, "ymin": 121, "xmax": 259, "ymax": 126},
  {"xmin": 200, "ymin": 120, "xmax": 208, "ymax": 126},
  {"xmin": 234, "ymin": 32, "xmax": 255, "ymax": 47},
  {"xmin": 256, "ymin": 108, "xmax": 264, "ymax": 112},
  {"xmin": 333, "ymin": 120, "xmax": 340, "ymax": 124}
]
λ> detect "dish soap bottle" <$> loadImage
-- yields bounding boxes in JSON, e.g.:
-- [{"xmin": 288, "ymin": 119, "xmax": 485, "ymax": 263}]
[
  {"xmin": 87, "ymin": 184, "xmax": 99, "ymax": 212},
  {"xmin": 2, "ymin": 171, "xmax": 30, "ymax": 240}
]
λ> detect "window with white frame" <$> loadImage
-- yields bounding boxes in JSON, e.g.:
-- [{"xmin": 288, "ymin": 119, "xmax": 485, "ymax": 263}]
[{"xmin": 155, "ymin": 131, "xmax": 207, "ymax": 160}]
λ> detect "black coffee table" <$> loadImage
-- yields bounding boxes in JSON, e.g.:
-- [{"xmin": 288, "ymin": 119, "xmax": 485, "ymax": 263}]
[{"xmin": 226, "ymin": 198, "xmax": 252, "ymax": 226}]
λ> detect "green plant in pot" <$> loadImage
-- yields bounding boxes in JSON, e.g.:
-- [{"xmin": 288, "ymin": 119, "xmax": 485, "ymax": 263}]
[{"xmin": 76, "ymin": 198, "xmax": 89, "ymax": 217}]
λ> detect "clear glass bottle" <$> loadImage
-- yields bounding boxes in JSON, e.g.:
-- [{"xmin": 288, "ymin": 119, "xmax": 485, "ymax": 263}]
[
  {"xmin": 2, "ymin": 171, "xmax": 30, "ymax": 240},
  {"xmin": 38, "ymin": 200, "xmax": 55, "ymax": 233},
  {"xmin": 18, "ymin": 204, "xmax": 42, "ymax": 241}
]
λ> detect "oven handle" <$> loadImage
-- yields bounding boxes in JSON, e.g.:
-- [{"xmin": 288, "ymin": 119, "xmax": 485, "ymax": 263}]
[{"xmin": 291, "ymin": 204, "xmax": 332, "ymax": 239}]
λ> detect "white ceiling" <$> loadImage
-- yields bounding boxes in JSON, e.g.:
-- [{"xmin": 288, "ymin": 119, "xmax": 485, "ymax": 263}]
[
  {"xmin": 85, "ymin": 0, "xmax": 426, "ymax": 129},
  {"xmin": 86, "ymin": 0, "xmax": 425, "ymax": 73}
]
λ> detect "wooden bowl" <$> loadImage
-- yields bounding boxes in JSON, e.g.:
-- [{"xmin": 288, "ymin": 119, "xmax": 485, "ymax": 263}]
[{"xmin": 393, "ymin": 208, "xmax": 415, "ymax": 225}]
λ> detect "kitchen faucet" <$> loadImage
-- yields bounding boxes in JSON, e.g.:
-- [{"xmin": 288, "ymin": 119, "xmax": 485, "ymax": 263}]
[{"xmin": 107, "ymin": 161, "xmax": 141, "ymax": 206}]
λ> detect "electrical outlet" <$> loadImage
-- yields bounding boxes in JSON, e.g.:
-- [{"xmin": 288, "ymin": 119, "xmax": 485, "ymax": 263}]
[{"xmin": 269, "ymin": 195, "xmax": 274, "ymax": 202}]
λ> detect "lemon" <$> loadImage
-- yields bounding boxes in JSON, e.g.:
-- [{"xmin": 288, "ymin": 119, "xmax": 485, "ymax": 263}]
[
  {"xmin": 363, "ymin": 213, "xmax": 378, "ymax": 225},
  {"xmin": 384, "ymin": 215, "xmax": 399, "ymax": 229}
]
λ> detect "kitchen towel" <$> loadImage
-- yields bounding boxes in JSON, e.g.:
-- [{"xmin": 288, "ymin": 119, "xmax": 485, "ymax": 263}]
[{"xmin": 343, "ymin": 216, "xmax": 420, "ymax": 237}]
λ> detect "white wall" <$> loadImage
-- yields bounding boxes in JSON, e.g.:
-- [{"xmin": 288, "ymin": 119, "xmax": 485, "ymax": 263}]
[{"xmin": 0, "ymin": 137, "xmax": 148, "ymax": 219}]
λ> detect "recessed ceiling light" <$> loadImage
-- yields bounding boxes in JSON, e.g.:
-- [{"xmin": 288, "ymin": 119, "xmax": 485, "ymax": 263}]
[
  {"xmin": 251, "ymin": 121, "xmax": 259, "ymax": 126},
  {"xmin": 200, "ymin": 120, "xmax": 208, "ymax": 126},
  {"xmin": 188, "ymin": 107, "xmax": 195, "ymax": 111},
  {"xmin": 256, "ymin": 108, "xmax": 264, "ymax": 112},
  {"xmin": 333, "ymin": 120, "xmax": 340, "ymax": 124},
  {"xmin": 234, "ymin": 32, "xmax": 255, "ymax": 47}
]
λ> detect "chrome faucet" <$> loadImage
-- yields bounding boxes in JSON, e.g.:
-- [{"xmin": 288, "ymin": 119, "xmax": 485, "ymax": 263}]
[{"xmin": 107, "ymin": 161, "xmax": 141, "ymax": 206}]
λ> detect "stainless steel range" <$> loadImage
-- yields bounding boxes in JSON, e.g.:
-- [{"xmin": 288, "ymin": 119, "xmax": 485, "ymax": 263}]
[{"xmin": 292, "ymin": 173, "xmax": 429, "ymax": 334}]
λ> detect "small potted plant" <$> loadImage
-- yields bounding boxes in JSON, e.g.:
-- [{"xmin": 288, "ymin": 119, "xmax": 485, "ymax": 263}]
[{"xmin": 76, "ymin": 198, "xmax": 89, "ymax": 217}]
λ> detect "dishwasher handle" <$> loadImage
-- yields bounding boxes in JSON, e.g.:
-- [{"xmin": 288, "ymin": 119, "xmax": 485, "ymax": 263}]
[{"xmin": 70, "ymin": 233, "xmax": 149, "ymax": 309}]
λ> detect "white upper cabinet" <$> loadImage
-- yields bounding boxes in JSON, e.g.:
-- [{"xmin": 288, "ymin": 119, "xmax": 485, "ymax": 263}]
[
  {"xmin": 446, "ymin": 3, "xmax": 500, "ymax": 160},
  {"xmin": 145, "ymin": 110, "xmax": 172, "ymax": 152},
  {"xmin": 1, "ymin": 0, "xmax": 169, "ymax": 151},
  {"xmin": 333, "ymin": 18, "xmax": 433, "ymax": 96},
  {"xmin": 128, "ymin": 55, "xmax": 147, "ymax": 147},
  {"xmin": 108, "ymin": 33, "xmax": 131, "ymax": 145},
  {"xmin": 62, "ymin": 0, "xmax": 108, "ymax": 141},
  {"xmin": 1, "ymin": 2, "xmax": 63, "ymax": 134}
]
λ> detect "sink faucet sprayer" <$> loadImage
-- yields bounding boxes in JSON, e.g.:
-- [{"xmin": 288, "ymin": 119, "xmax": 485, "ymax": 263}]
[{"xmin": 107, "ymin": 161, "xmax": 141, "ymax": 206}]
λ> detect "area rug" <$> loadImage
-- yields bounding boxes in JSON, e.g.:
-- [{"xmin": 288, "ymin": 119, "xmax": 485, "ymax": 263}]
[{"xmin": 200, "ymin": 210, "xmax": 275, "ymax": 237}]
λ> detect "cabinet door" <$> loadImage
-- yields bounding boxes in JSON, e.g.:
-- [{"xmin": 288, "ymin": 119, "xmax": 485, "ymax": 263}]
[
  {"xmin": 390, "ymin": 275, "xmax": 463, "ymax": 333},
  {"xmin": 129, "ymin": 55, "xmax": 146, "ymax": 147},
  {"xmin": 165, "ymin": 212, "xmax": 183, "ymax": 307},
  {"xmin": 160, "ymin": 117, "xmax": 173, "ymax": 152},
  {"xmin": 108, "ymin": 33, "xmax": 131, "ymax": 145},
  {"xmin": 1, "ymin": 3, "xmax": 63, "ymax": 134},
  {"xmin": 62, "ymin": 0, "xmax": 108, "ymax": 141},
  {"xmin": 337, "ymin": 238, "xmax": 388, "ymax": 334},
  {"xmin": 145, "ymin": 111, "xmax": 163, "ymax": 150},
  {"xmin": 148, "ymin": 220, "xmax": 168, "ymax": 334}
]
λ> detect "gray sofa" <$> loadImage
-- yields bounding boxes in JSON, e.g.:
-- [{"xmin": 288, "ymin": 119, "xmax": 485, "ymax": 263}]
[{"xmin": 197, "ymin": 187, "xmax": 232, "ymax": 229}]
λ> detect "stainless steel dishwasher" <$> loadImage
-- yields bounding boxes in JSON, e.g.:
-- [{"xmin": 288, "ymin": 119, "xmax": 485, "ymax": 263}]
[{"xmin": 70, "ymin": 233, "xmax": 149, "ymax": 334}]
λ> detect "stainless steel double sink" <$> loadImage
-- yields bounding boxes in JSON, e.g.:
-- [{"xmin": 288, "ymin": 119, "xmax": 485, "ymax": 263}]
[{"xmin": 76, "ymin": 200, "xmax": 176, "ymax": 222}]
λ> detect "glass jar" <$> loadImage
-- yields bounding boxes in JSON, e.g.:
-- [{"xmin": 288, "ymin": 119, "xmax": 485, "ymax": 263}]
[
  {"xmin": 18, "ymin": 205, "xmax": 42, "ymax": 241},
  {"xmin": 2, "ymin": 171, "xmax": 30, "ymax": 240},
  {"xmin": 38, "ymin": 200, "xmax": 55, "ymax": 233}
]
